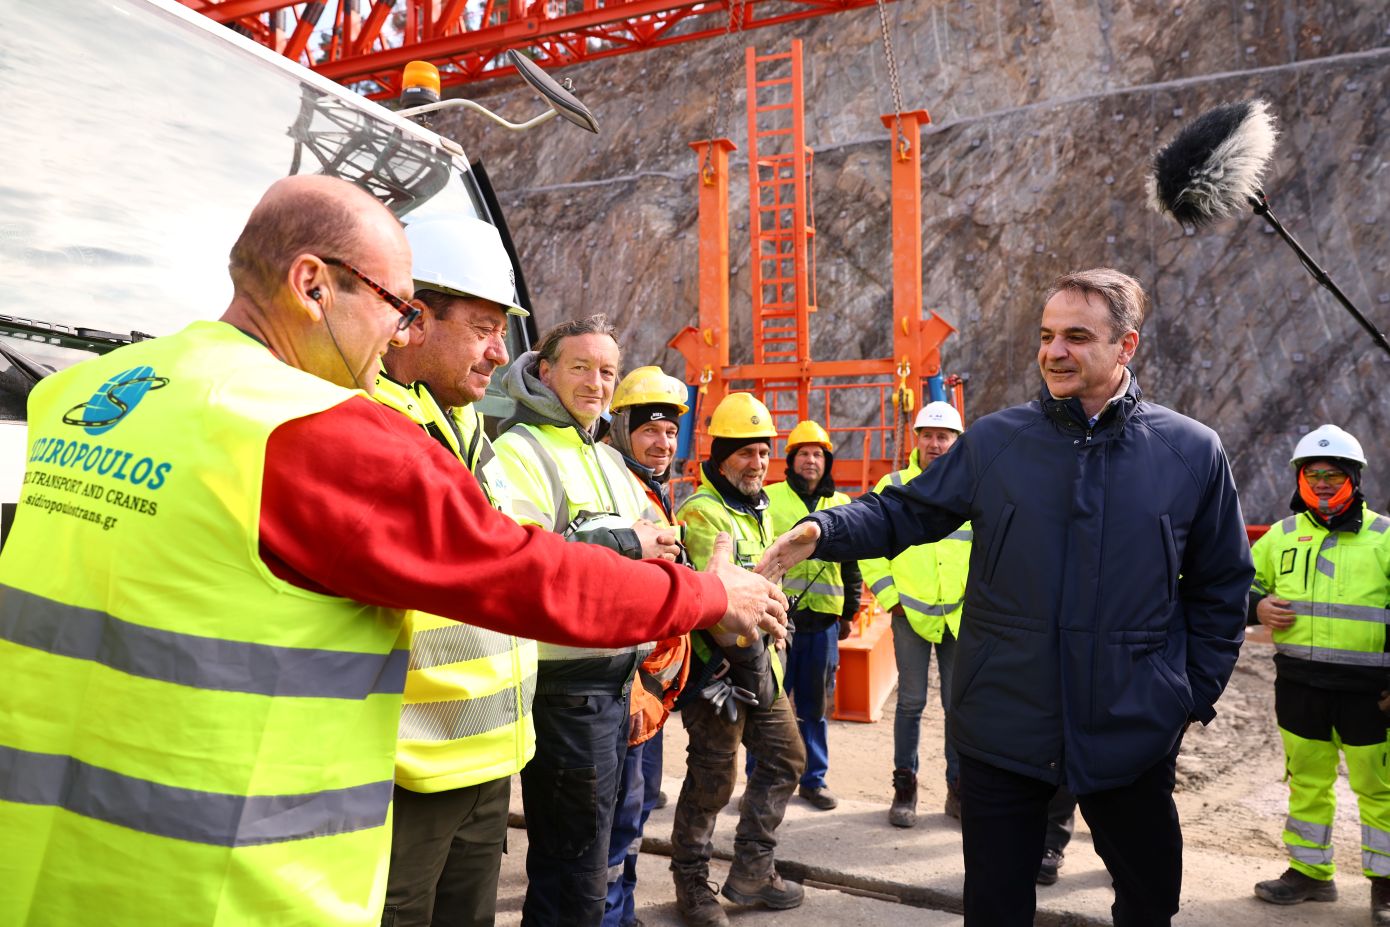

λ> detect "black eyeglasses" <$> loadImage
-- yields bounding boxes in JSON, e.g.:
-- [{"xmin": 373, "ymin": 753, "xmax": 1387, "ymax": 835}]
[{"xmin": 321, "ymin": 257, "xmax": 421, "ymax": 332}]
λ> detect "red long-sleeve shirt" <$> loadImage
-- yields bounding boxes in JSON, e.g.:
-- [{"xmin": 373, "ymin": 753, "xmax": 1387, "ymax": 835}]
[{"xmin": 260, "ymin": 396, "xmax": 726, "ymax": 647}]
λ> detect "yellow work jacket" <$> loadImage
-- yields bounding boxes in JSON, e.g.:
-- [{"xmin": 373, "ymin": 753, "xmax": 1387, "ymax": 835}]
[
  {"xmin": 765, "ymin": 480, "xmax": 852, "ymax": 617},
  {"xmin": 1252, "ymin": 509, "xmax": 1390, "ymax": 667},
  {"xmin": 677, "ymin": 472, "xmax": 784, "ymax": 691},
  {"xmin": 486, "ymin": 420, "xmax": 659, "ymax": 661},
  {"xmin": 859, "ymin": 450, "xmax": 972, "ymax": 642},
  {"xmin": 373, "ymin": 375, "xmax": 538, "ymax": 792},
  {"xmin": 1, "ymin": 321, "xmax": 408, "ymax": 926}
]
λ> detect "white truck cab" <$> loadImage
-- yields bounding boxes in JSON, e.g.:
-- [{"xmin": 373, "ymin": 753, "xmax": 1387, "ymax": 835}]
[{"xmin": 0, "ymin": 0, "xmax": 592, "ymax": 544}]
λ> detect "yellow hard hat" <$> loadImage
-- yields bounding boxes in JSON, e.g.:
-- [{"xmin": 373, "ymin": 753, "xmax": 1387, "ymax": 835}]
[
  {"xmin": 785, "ymin": 420, "xmax": 832, "ymax": 452},
  {"xmin": 708, "ymin": 392, "xmax": 777, "ymax": 439},
  {"xmin": 611, "ymin": 365, "xmax": 689, "ymax": 414}
]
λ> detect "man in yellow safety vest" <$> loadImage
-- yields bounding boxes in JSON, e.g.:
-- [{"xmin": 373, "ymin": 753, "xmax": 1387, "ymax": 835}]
[
  {"xmin": 1250, "ymin": 425, "xmax": 1390, "ymax": 926},
  {"xmin": 373, "ymin": 215, "xmax": 535, "ymax": 927},
  {"xmin": 764, "ymin": 419, "xmax": 861, "ymax": 811},
  {"xmin": 485, "ymin": 315, "xmax": 681, "ymax": 926},
  {"xmin": 861, "ymin": 401, "xmax": 970, "ymax": 827},
  {"xmin": 670, "ymin": 392, "xmax": 807, "ymax": 927},
  {"xmin": 0, "ymin": 176, "xmax": 787, "ymax": 927}
]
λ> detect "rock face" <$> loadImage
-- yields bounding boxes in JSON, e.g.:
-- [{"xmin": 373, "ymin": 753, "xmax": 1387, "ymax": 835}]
[{"xmin": 443, "ymin": 0, "xmax": 1390, "ymax": 521}]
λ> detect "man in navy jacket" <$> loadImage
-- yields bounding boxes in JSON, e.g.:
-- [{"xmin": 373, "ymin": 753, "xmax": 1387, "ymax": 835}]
[{"xmin": 758, "ymin": 268, "xmax": 1253, "ymax": 927}]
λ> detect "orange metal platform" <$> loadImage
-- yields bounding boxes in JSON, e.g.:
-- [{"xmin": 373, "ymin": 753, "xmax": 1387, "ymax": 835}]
[{"xmin": 832, "ymin": 609, "xmax": 898, "ymax": 723}]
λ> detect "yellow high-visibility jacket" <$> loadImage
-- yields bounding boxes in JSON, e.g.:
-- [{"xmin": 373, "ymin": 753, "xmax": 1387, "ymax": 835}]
[
  {"xmin": 859, "ymin": 449, "xmax": 972, "ymax": 642},
  {"xmin": 374, "ymin": 374, "xmax": 537, "ymax": 792},
  {"xmin": 2, "ymin": 321, "xmax": 408, "ymax": 925}
]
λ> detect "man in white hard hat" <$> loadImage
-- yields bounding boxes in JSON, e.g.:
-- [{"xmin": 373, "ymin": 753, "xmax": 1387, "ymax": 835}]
[
  {"xmin": 860, "ymin": 401, "xmax": 970, "ymax": 827},
  {"xmin": 374, "ymin": 216, "xmax": 533, "ymax": 927},
  {"xmin": 1250, "ymin": 425, "xmax": 1390, "ymax": 925}
]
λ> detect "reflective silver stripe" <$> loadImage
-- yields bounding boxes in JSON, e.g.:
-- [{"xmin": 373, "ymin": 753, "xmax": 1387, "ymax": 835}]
[
  {"xmin": 1365, "ymin": 850, "xmax": 1390, "ymax": 876},
  {"xmin": 1364, "ymin": 824, "xmax": 1390, "ymax": 855},
  {"xmin": 1284, "ymin": 600, "xmax": 1390, "ymax": 624},
  {"xmin": 783, "ymin": 578, "xmax": 845, "ymax": 597},
  {"xmin": 1371, "ymin": 516, "xmax": 1390, "ymax": 534},
  {"xmin": 899, "ymin": 593, "xmax": 964, "ymax": 617},
  {"xmin": 0, "ymin": 744, "xmax": 391, "ymax": 847},
  {"xmin": 0, "ymin": 585, "xmax": 407, "ymax": 698},
  {"xmin": 409, "ymin": 623, "xmax": 515, "ymax": 672},
  {"xmin": 1275, "ymin": 643, "xmax": 1390, "ymax": 667},
  {"xmin": 869, "ymin": 576, "xmax": 895, "ymax": 596},
  {"xmin": 399, "ymin": 671, "xmax": 536, "ymax": 742},
  {"xmin": 1287, "ymin": 816, "xmax": 1333, "ymax": 846},
  {"xmin": 1316, "ymin": 534, "xmax": 1338, "ymax": 578},
  {"xmin": 1251, "ymin": 579, "xmax": 1268, "ymax": 595},
  {"xmin": 1289, "ymin": 843, "xmax": 1334, "ymax": 865},
  {"xmin": 1280, "ymin": 515, "xmax": 1298, "ymax": 533},
  {"xmin": 507, "ymin": 496, "xmax": 551, "ymax": 528},
  {"xmin": 945, "ymin": 529, "xmax": 973, "ymax": 542},
  {"xmin": 511, "ymin": 427, "xmax": 569, "ymax": 531},
  {"xmin": 888, "ymin": 472, "xmax": 904, "ymax": 488}
]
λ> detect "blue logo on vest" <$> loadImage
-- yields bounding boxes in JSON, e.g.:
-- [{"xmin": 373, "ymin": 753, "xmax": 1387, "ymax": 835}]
[{"xmin": 62, "ymin": 366, "xmax": 170, "ymax": 435}]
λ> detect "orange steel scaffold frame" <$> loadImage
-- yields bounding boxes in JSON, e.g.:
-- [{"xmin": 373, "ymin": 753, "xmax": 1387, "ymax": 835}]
[
  {"xmin": 177, "ymin": 0, "xmax": 892, "ymax": 98},
  {"xmin": 670, "ymin": 39, "xmax": 955, "ymax": 495}
]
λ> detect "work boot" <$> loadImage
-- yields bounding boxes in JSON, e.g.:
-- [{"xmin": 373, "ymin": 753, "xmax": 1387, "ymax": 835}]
[
  {"xmin": 721, "ymin": 867, "xmax": 805, "ymax": 910},
  {"xmin": 1253, "ymin": 867, "xmax": 1338, "ymax": 904},
  {"xmin": 798, "ymin": 785, "xmax": 838, "ymax": 810},
  {"xmin": 1036, "ymin": 848, "xmax": 1063, "ymax": 886},
  {"xmin": 672, "ymin": 863, "xmax": 729, "ymax": 927},
  {"xmin": 1373, "ymin": 876, "xmax": 1390, "ymax": 925},
  {"xmin": 889, "ymin": 768, "xmax": 918, "ymax": 828},
  {"xmin": 943, "ymin": 780, "xmax": 962, "ymax": 820}
]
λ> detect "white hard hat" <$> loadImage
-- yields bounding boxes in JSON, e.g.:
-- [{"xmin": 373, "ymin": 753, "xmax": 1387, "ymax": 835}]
[
  {"xmin": 913, "ymin": 401, "xmax": 963, "ymax": 434},
  {"xmin": 405, "ymin": 216, "xmax": 528, "ymax": 317},
  {"xmin": 1290, "ymin": 424, "xmax": 1366, "ymax": 468}
]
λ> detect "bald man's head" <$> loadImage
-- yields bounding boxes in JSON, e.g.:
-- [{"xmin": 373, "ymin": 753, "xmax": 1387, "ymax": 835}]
[{"xmin": 228, "ymin": 175, "xmax": 396, "ymax": 303}]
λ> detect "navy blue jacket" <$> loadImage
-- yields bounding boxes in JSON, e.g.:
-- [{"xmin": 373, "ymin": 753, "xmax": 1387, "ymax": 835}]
[{"xmin": 810, "ymin": 376, "xmax": 1252, "ymax": 794}]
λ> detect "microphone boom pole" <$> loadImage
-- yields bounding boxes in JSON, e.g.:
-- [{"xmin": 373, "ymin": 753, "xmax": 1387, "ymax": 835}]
[
  {"xmin": 1246, "ymin": 190, "xmax": 1390, "ymax": 358},
  {"xmin": 1149, "ymin": 99, "xmax": 1389, "ymax": 361}
]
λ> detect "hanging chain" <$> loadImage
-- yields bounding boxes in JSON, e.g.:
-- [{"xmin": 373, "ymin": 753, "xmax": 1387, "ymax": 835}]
[
  {"xmin": 704, "ymin": 0, "xmax": 750, "ymax": 168},
  {"xmin": 874, "ymin": 0, "xmax": 909, "ymax": 157}
]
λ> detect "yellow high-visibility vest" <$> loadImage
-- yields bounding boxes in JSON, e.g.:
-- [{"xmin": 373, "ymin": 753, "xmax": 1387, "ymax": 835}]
[
  {"xmin": 677, "ymin": 473, "xmax": 784, "ymax": 691},
  {"xmin": 373, "ymin": 375, "xmax": 538, "ymax": 792},
  {"xmin": 1, "ymin": 321, "xmax": 408, "ymax": 926},
  {"xmin": 1252, "ymin": 509, "xmax": 1390, "ymax": 665},
  {"xmin": 859, "ymin": 450, "xmax": 972, "ymax": 642},
  {"xmin": 765, "ymin": 480, "xmax": 851, "ymax": 617},
  {"xmin": 486, "ymin": 421, "xmax": 658, "ymax": 661}
]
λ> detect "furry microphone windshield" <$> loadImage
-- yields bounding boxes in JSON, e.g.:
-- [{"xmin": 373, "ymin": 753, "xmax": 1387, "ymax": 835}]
[{"xmin": 1147, "ymin": 99, "xmax": 1278, "ymax": 227}]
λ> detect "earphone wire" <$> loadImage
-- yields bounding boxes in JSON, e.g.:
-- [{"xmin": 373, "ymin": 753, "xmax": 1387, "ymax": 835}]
[{"xmin": 317, "ymin": 297, "xmax": 369, "ymax": 393}]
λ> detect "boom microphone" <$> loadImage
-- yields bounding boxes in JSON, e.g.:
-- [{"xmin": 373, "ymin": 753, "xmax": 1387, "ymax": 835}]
[
  {"xmin": 1147, "ymin": 100, "xmax": 1277, "ymax": 227},
  {"xmin": 1148, "ymin": 100, "xmax": 1390, "ymax": 359}
]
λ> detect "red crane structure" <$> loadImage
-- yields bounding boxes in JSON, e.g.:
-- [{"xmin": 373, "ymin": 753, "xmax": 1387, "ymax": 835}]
[{"xmin": 176, "ymin": 0, "xmax": 892, "ymax": 98}]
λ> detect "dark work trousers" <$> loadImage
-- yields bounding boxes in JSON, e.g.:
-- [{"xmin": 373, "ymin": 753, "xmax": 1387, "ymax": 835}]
[
  {"xmin": 521, "ymin": 656, "xmax": 635, "ymax": 927},
  {"xmin": 671, "ymin": 693, "xmax": 807, "ymax": 879},
  {"xmin": 784, "ymin": 619, "xmax": 840, "ymax": 789},
  {"xmin": 959, "ymin": 741, "xmax": 1183, "ymax": 927},
  {"xmin": 1045, "ymin": 785, "xmax": 1077, "ymax": 855},
  {"xmin": 602, "ymin": 740, "xmax": 648, "ymax": 927},
  {"xmin": 380, "ymin": 776, "xmax": 511, "ymax": 927}
]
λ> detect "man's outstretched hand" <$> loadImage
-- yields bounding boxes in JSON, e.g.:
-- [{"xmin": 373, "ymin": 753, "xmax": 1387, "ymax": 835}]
[
  {"xmin": 755, "ymin": 521, "xmax": 822, "ymax": 584},
  {"xmin": 705, "ymin": 532, "xmax": 788, "ymax": 645}
]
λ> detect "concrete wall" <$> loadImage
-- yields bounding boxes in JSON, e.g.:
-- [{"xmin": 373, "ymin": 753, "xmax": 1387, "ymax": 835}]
[{"xmin": 445, "ymin": 0, "xmax": 1390, "ymax": 521}]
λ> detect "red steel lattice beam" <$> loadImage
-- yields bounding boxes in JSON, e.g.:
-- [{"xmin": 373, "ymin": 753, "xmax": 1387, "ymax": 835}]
[{"xmin": 178, "ymin": 0, "xmax": 891, "ymax": 97}]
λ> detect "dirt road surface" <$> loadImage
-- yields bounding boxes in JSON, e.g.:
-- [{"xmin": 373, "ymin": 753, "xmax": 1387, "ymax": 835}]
[{"xmin": 500, "ymin": 633, "xmax": 1383, "ymax": 925}]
